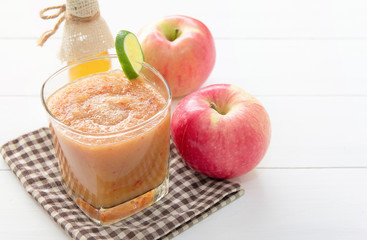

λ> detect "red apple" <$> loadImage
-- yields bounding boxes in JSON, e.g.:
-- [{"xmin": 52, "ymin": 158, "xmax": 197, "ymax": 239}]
[
  {"xmin": 171, "ymin": 84, "xmax": 271, "ymax": 179},
  {"xmin": 138, "ymin": 15, "xmax": 216, "ymax": 98}
]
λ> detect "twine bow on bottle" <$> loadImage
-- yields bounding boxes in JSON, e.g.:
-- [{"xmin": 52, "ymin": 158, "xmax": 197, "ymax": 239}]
[
  {"xmin": 38, "ymin": 5, "xmax": 66, "ymax": 46},
  {"xmin": 37, "ymin": 0, "xmax": 114, "ymax": 62},
  {"xmin": 38, "ymin": 3, "xmax": 102, "ymax": 47}
]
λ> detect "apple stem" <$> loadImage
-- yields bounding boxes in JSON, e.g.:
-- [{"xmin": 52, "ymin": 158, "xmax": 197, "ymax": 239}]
[
  {"xmin": 210, "ymin": 102, "xmax": 220, "ymax": 113},
  {"xmin": 174, "ymin": 28, "xmax": 180, "ymax": 39},
  {"xmin": 167, "ymin": 28, "xmax": 181, "ymax": 41},
  {"xmin": 210, "ymin": 101, "xmax": 229, "ymax": 115}
]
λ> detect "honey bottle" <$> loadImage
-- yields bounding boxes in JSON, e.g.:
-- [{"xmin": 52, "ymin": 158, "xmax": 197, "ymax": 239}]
[{"xmin": 38, "ymin": 0, "xmax": 114, "ymax": 81}]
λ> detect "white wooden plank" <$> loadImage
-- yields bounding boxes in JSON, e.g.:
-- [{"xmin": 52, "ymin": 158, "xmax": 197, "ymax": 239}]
[
  {"xmin": 3, "ymin": 0, "xmax": 367, "ymax": 39},
  {"xmin": 206, "ymin": 39, "xmax": 367, "ymax": 95},
  {"xmin": 103, "ymin": 0, "xmax": 367, "ymax": 39},
  {"xmin": 0, "ymin": 96, "xmax": 48, "ymax": 170},
  {"xmin": 1, "ymin": 39, "xmax": 367, "ymax": 96},
  {"xmin": 1, "ymin": 95, "xmax": 366, "ymax": 171},
  {"xmin": 0, "ymin": 97, "xmax": 48, "ymax": 147},
  {"xmin": 176, "ymin": 168, "xmax": 367, "ymax": 240},
  {"xmin": 258, "ymin": 96, "xmax": 367, "ymax": 168},
  {"xmin": 0, "ymin": 169, "xmax": 366, "ymax": 240},
  {"xmin": 0, "ymin": 171, "xmax": 67, "ymax": 240},
  {"xmin": 0, "ymin": 39, "xmax": 62, "ymax": 96}
]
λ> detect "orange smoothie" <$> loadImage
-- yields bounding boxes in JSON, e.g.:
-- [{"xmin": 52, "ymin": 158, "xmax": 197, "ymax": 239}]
[{"xmin": 46, "ymin": 69, "xmax": 171, "ymax": 222}]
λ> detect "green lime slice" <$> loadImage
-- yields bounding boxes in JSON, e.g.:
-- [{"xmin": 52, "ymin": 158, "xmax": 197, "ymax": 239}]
[{"xmin": 115, "ymin": 30, "xmax": 145, "ymax": 80}]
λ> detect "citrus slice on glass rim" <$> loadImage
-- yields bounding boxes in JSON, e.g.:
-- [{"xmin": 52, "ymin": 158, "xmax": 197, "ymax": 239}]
[{"xmin": 115, "ymin": 30, "xmax": 145, "ymax": 80}]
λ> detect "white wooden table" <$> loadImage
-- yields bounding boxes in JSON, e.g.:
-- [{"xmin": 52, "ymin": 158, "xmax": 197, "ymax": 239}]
[{"xmin": 1, "ymin": 0, "xmax": 367, "ymax": 239}]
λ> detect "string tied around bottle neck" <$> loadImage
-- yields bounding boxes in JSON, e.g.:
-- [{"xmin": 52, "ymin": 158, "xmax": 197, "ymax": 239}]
[{"xmin": 38, "ymin": 4, "xmax": 100, "ymax": 46}]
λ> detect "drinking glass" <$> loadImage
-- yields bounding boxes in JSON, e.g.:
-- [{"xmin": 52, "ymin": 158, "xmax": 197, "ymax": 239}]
[{"xmin": 41, "ymin": 55, "xmax": 171, "ymax": 224}]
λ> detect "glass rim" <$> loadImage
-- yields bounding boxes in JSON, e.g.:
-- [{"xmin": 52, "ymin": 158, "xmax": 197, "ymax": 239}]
[{"xmin": 41, "ymin": 54, "xmax": 172, "ymax": 138}]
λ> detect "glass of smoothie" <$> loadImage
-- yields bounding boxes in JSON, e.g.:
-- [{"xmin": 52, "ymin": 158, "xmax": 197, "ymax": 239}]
[{"xmin": 41, "ymin": 54, "xmax": 171, "ymax": 225}]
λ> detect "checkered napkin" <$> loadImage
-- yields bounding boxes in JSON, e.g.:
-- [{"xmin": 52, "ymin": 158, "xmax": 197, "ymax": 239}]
[{"xmin": 1, "ymin": 128, "xmax": 244, "ymax": 240}]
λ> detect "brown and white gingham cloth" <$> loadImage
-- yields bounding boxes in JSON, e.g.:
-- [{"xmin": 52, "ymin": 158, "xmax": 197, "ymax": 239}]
[{"xmin": 1, "ymin": 128, "xmax": 244, "ymax": 240}]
